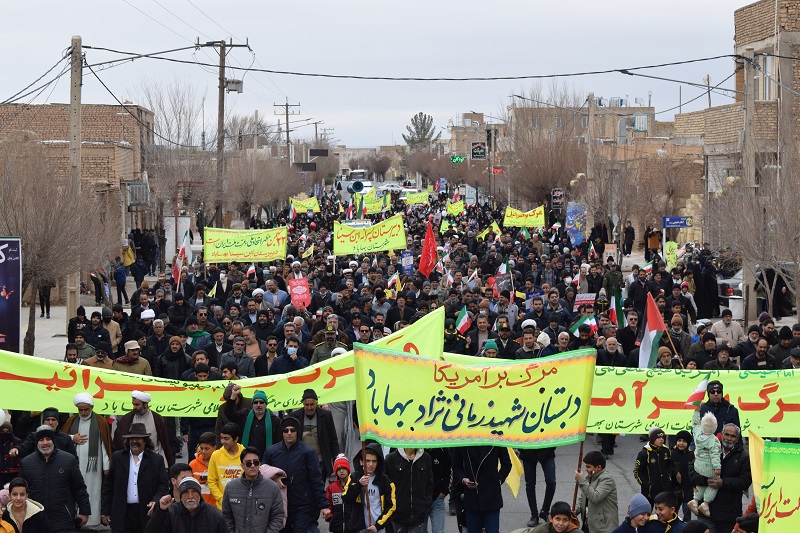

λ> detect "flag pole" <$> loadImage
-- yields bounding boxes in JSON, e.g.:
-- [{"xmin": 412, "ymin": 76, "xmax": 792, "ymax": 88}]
[
  {"xmin": 361, "ymin": 440, "xmax": 373, "ymax": 529},
  {"xmin": 664, "ymin": 329, "xmax": 686, "ymax": 368},
  {"xmin": 571, "ymin": 439, "xmax": 585, "ymax": 530}
]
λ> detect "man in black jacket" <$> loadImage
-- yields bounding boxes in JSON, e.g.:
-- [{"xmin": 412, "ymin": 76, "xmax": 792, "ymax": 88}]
[
  {"xmin": 20, "ymin": 424, "xmax": 91, "ymax": 531},
  {"xmin": 385, "ymin": 448, "xmax": 434, "ymax": 533},
  {"xmin": 102, "ymin": 423, "xmax": 170, "ymax": 532},
  {"xmin": 699, "ymin": 380, "xmax": 741, "ymax": 435},
  {"xmin": 689, "ymin": 423, "xmax": 751, "ymax": 533},
  {"xmin": 10, "ymin": 406, "xmax": 77, "ymax": 459},
  {"xmin": 288, "ymin": 388, "xmax": 340, "ymax": 479}
]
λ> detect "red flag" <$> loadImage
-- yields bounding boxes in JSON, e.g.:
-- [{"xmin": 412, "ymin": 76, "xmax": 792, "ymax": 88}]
[{"xmin": 418, "ymin": 222, "xmax": 437, "ymax": 278}]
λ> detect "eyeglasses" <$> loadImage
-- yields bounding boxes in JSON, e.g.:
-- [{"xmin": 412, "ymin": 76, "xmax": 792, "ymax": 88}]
[
  {"xmin": 628, "ymin": 318, "xmax": 638, "ymax": 322},
  {"xmin": 223, "ymin": 321, "xmax": 231, "ymax": 325},
  {"xmin": 244, "ymin": 459, "xmax": 260, "ymax": 467},
  {"xmin": 267, "ymin": 343, "xmax": 277, "ymax": 347},
  {"xmin": 709, "ymin": 390, "xmax": 723, "ymax": 395},
  {"xmin": 360, "ymin": 329, "xmax": 371, "ymax": 333},
  {"xmin": 283, "ymin": 428, "xmax": 297, "ymax": 434},
  {"xmin": 198, "ymin": 313, "xmax": 207, "ymax": 317},
  {"xmin": 252, "ymin": 400, "xmax": 266, "ymax": 405}
]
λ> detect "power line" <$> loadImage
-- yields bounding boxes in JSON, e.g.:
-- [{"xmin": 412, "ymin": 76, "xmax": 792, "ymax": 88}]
[
  {"xmin": 82, "ymin": 48, "xmax": 738, "ymax": 82},
  {"xmin": 1, "ymin": 49, "xmax": 72, "ymax": 105},
  {"xmin": 85, "ymin": 61, "xmax": 202, "ymax": 149},
  {"xmin": 120, "ymin": 0, "xmax": 192, "ymax": 42},
  {"xmin": 653, "ymin": 68, "xmax": 741, "ymax": 115}
]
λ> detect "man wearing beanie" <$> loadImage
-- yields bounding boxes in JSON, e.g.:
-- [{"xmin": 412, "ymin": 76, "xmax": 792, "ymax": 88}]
[
  {"xmin": 10, "ymin": 407, "xmax": 77, "ymax": 459},
  {"xmin": 85, "ymin": 310, "xmax": 112, "ymax": 349},
  {"xmin": 20, "ymin": 424, "xmax": 91, "ymax": 531},
  {"xmin": 224, "ymin": 386, "xmax": 281, "ymax": 457},
  {"xmin": 634, "ymin": 426, "xmax": 674, "ymax": 505},
  {"xmin": 264, "ymin": 417, "xmax": 328, "ymax": 533},
  {"xmin": 612, "ymin": 493, "xmax": 652, "ymax": 532},
  {"xmin": 690, "ymin": 333, "xmax": 717, "ymax": 369},
  {"xmin": 82, "ymin": 340, "xmax": 114, "ymax": 369},
  {"xmin": 699, "ymin": 381, "xmax": 740, "ymax": 436},
  {"xmin": 68, "ymin": 305, "xmax": 89, "ymax": 343},
  {"xmin": 146, "ymin": 475, "xmax": 228, "ymax": 533},
  {"xmin": 710, "ymin": 309, "xmax": 745, "ymax": 347},
  {"xmin": 288, "ymin": 388, "xmax": 340, "ymax": 480},
  {"xmin": 768, "ymin": 325, "xmax": 794, "ymax": 365}
]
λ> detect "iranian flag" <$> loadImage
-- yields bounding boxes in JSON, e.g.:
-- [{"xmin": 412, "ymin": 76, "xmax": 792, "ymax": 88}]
[
  {"xmin": 520, "ymin": 228, "xmax": 531, "ymax": 240},
  {"xmin": 685, "ymin": 376, "xmax": 709, "ymax": 407},
  {"xmin": 551, "ymin": 221, "xmax": 562, "ymax": 229},
  {"xmin": 637, "ymin": 292, "xmax": 667, "ymax": 368},
  {"xmin": 446, "ymin": 269, "xmax": 454, "ymax": 287},
  {"xmin": 642, "ymin": 261, "xmax": 654, "ymax": 274},
  {"xmin": 609, "ymin": 295, "xmax": 626, "ymax": 328},
  {"xmin": 588, "ymin": 241, "xmax": 597, "ymax": 259},
  {"xmin": 172, "ymin": 230, "xmax": 192, "ymax": 284},
  {"xmin": 456, "ymin": 307, "xmax": 471, "ymax": 334},
  {"xmin": 288, "ymin": 200, "xmax": 297, "ymax": 221},
  {"xmin": 569, "ymin": 314, "xmax": 598, "ymax": 337},
  {"xmin": 246, "ymin": 263, "xmax": 256, "ymax": 277},
  {"xmin": 387, "ymin": 272, "xmax": 399, "ymax": 289}
]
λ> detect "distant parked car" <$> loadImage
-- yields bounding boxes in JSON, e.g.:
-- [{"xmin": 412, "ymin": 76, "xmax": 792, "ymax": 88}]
[{"xmin": 717, "ymin": 269, "xmax": 742, "ymax": 309}]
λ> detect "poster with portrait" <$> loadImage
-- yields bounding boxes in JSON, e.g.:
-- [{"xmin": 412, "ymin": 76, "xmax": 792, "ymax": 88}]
[{"xmin": 0, "ymin": 238, "xmax": 22, "ymax": 352}]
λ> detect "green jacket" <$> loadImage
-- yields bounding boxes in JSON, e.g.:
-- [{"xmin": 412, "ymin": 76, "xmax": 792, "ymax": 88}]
[
  {"xmin": 602, "ymin": 271, "xmax": 624, "ymax": 299},
  {"xmin": 576, "ymin": 468, "xmax": 619, "ymax": 533}
]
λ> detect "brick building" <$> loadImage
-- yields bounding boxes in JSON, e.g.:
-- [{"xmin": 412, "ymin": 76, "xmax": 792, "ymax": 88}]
[{"xmin": 0, "ymin": 103, "xmax": 156, "ymax": 234}]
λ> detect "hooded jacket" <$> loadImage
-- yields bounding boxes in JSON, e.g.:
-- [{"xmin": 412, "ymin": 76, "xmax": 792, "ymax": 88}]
[
  {"xmin": 384, "ymin": 448, "xmax": 433, "ymax": 526},
  {"xmin": 145, "ymin": 497, "xmax": 229, "ymax": 533},
  {"xmin": 342, "ymin": 443, "xmax": 396, "ymax": 532},
  {"xmin": 634, "ymin": 444, "xmax": 674, "ymax": 500},
  {"xmin": 2, "ymin": 499, "xmax": 49, "ymax": 533},
  {"xmin": 221, "ymin": 471, "xmax": 284, "ymax": 533}
]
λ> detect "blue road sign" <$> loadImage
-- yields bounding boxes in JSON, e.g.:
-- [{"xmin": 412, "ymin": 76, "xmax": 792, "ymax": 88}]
[{"xmin": 662, "ymin": 216, "xmax": 693, "ymax": 228}]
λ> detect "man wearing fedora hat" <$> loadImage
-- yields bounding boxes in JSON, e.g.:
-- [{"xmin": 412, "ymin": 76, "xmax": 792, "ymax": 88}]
[{"xmin": 102, "ymin": 422, "xmax": 169, "ymax": 532}]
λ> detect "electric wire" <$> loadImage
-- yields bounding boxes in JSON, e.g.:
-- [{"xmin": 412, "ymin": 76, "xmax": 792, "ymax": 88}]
[{"xmin": 1, "ymin": 49, "xmax": 73, "ymax": 105}]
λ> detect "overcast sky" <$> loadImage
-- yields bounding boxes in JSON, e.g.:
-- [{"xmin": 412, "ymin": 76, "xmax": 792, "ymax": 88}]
[{"xmin": 2, "ymin": 0, "xmax": 754, "ymax": 147}]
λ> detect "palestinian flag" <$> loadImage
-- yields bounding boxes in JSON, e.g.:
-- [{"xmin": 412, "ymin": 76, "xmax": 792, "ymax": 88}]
[
  {"xmin": 637, "ymin": 292, "xmax": 667, "ymax": 368},
  {"xmin": 456, "ymin": 307, "xmax": 471, "ymax": 334},
  {"xmin": 569, "ymin": 314, "xmax": 598, "ymax": 337},
  {"xmin": 609, "ymin": 295, "xmax": 626, "ymax": 328},
  {"xmin": 685, "ymin": 377, "xmax": 709, "ymax": 407}
]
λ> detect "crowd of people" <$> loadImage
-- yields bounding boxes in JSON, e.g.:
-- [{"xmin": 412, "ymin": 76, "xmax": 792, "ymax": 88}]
[{"xmin": 2, "ymin": 191, "xmax": 778, "ymax": 532}]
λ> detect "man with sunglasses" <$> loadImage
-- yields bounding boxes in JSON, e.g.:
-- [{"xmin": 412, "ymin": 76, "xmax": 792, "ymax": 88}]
[
  {"xmin": 699, "ymin": 380, "xmax": 740, "ymax": 435},
  {"xmin": 221, "ymin": 446, "xmax": 285, "ymax": 533},
  {"xmin": 264, "ymin": 417, "xmax": 329, "ymax": 533}
]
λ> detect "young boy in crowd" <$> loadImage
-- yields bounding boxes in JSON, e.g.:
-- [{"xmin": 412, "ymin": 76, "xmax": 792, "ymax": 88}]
[
  {"xmin": 672, "ymin": 430, "xmax": 694, "ymax": 521},
  {"xmin": 530, "ymin": 501, "xmax": 580, "ymax": 533},
  {"xmin": 634, "ymin": 426, "xmax": 675, "ymax": 505},
  {"xmin": 575, "ymin": 450, "xmax": 618, "ymax": 533},
  {"xmin": 612, "ymin": 494, "xmax": 653, "ymax": 533},
  {"xmin": 342, "ymin": 443, "xmax": 396, "ymax": 533},
  {"xmin": 190, "ymin": 431, "xmax": 217, "ymax": 507},
  {"xmin": 325, "ymin": 454, "xmax": 351, "ymax": 533},
  {"xmin": 640, "ymin": 491, "xmax": 685, "ymax": 533}
]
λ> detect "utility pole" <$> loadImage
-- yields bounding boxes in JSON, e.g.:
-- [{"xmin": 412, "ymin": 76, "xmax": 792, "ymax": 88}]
[
  {"xmin": 742, "ymin": 47, "xmax": 758, "ymax": 322},
  {"xmin": 310, "ymin": 120, "xmax": 324, "ymax": 144},
  {"xmin": 274, "ymin": 99, "xmax": 300, "ymax": 164},
  {"xmin": 253, "ymin": 109, "xmax": 259, "ymax": 149},
  {"xmin": 321, "ymin": 127, "xmax": 335, "ymax": 143},
  {"xmin": 66, "ymin": 36, "xmax": 82, "ymax": 330},
  {"xmin": 201, "ymin": 38, "xmax": 249, "ymax": 227}
]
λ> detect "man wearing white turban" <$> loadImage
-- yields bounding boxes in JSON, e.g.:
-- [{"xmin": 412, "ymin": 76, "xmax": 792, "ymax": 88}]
[
  {"xmin": 62, "ymin": 392, "xmax": 113, "ymax": 528},
  {"xmin": 112, "ymin": 390, "xmax": 174, "ymax": 467}
]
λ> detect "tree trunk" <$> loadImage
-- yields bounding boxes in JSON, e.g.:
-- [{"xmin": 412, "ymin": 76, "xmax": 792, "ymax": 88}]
[{"xmin": 23, "ymin": 278, "xmax": 37, "ymax": 355}]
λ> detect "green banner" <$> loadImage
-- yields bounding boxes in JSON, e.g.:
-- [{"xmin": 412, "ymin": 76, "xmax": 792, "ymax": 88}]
[
  {"xmin": 760, "ymin": 440, "xmax": 800, "ymax": 531},
  {"xmin": 404, "ymin": 191, "xmax": 429, "ymax": 206},
  {"xmin": 446, "ymin": 200, "xmax": 464, "ymax": 216},
  {"xmin": 354, "ymin": 345, "xmax": 596, "ymax": 448},
  {"xmin": 664, "ymin": 241, "xmax": 678, "ymax": 270},
  {"xmin": 333, "ymin": 214, "xmax": 407, "ymax": 255},
  {"xmin": 203, "ymin": 227, "xmax": 288, "ymax": 263}
]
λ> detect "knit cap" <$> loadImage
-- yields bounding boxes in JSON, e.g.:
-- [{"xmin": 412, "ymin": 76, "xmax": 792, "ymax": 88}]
[
  {"xmin": 648, "ymin": 426, "xmax": 665, "ymax": 445},
  {"xmin": 628, "ymin": 493, "xmax": 652, "ymax": 518},
  {"xmin": 333, "ymin": 453, "xmax": 350, "ymax": 473}
]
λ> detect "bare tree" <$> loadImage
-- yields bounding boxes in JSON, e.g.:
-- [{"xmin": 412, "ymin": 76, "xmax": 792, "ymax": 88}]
[
  {"xmin": 226, "ymin": 154, "xmax": 301, "ymax": 224},
  {"xmin": 225, "ymin": 113, "xmax": 274, "ymax": 150},
  {"xmin": 0, "ymin": 131, "xmax": 119, "ymax": 354},
  {"xmin": 367, "ymin": 154, "xmax": 392, "ymax": 182},
  {"xmin": 509, "ymin": 82, "xmax": 587, "ymax": 205}
]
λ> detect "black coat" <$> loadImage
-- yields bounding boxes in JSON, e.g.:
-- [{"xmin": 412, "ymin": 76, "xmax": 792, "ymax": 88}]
[
  {"xmin": 699, "ymin": 399, "xmax": 740, "ymax": 435},
  {"xmin": 102, "ymin": 448, "xmax": 170, "ymax": 529},
  {"xmin": 384, "ymin": 450, "xmax": 433, "ymax": 526},
  {"xmin": 451, "ymin": 446, "xmax": 512, "ymax": 513},
  {"xmin": 287, "ymin": 407, "xmax": 341, "ymax": 477},
  {"xmin": 15, "ymin": 429, "xmax": 76, "ymax": 459},
  {"xmin": 689, "ymin": 440, "xmax": 751, "ymax": 525},
  {"xmin": 19, "ymin": 448, "xmax": 91, "ymax": 531},
  {"xmin": 427, "ymin": 448, "xmax": 452, "ymax": 498},
  {"xmin": 144, "ymin": 499, "xmax": 228, "ymax": 533}
]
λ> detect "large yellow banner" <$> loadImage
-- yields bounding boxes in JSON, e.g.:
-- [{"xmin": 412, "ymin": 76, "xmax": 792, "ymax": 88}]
[
  {"xmin": 446, "ymin": 200, "xmax": 465, "ymax": 216},
  {"xmin": 364, "ymin": 195, "xmax": 388, "ymax": 215},
  {"xmin": 290, "ymin": 196, "xmax": 321, "ymax": 212},
  {"xmin": 504, "ymin": 206, "xmax": 545, "ymax": 228},
  {"xmin": 333, "ymin": 214, "xmax": 407, "ymax": 255},
  {"xmin": 477, "ymin": 222, "xmax": 501, "ymax": 241},
  {"xmin": 0, "ymin": 308, "xmax": 444, "ymax": 416},
  {"xmin": 404, "ymin": 192, "xmax": 429, "ymax": 206},
  {"xmin": 354, "ymin": 345, "xmax": 596, "ymax": 448},
  {"xmin": 203, "ymin": 227, "xmax": 288, "ymax": 263}
]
